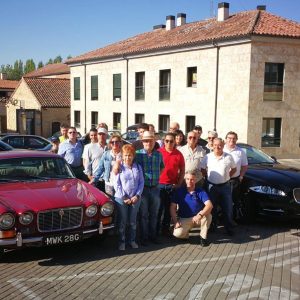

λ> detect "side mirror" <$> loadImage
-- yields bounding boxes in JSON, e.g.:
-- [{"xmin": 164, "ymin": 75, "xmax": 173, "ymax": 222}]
[{"xmin": 271, "ymin": 156, "xmax": 277, "ymax": 163}]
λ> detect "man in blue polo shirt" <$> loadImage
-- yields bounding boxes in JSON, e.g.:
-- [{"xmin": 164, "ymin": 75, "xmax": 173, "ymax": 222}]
[{"xmin": 170, "ymin": 171, "xmax": 213, "ymax": 247}]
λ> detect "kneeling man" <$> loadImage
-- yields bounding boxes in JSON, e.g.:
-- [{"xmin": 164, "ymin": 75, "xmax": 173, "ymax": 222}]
[{"xmin": 170, "ymin": 171, "xmax": 213, "ymax": 247}]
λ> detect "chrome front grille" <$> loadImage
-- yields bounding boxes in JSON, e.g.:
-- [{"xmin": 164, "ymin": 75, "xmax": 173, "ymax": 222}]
[
  {"xmin": 293, "ymin": 188, "xmax": 300, "ymax": 204},
  {"xmin": 38, "ymin": 207, "xmax": 83, "ymax": 232}
]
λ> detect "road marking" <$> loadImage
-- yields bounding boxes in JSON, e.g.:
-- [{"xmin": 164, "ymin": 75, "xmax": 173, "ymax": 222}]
[
  {"xmin": 9, "ymin": 279, "xmax": 41, "ymax": 300},
  {"xmin": 236, "ymin": 286, "xmax": 298, "ymax": 300},
  {"xmin": 272, "ymin": 256, "xmax": 299, "ymax": 267},
  {"xmin": 7, "ymin": 240, "xmax": 299, "ymax": 284},
  {"xmin": 254, "ymin": 247, "xmax": 299, "ymax": 262}
]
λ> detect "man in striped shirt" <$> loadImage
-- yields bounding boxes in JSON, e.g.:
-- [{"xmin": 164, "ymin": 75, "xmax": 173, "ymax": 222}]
[{"xmin": 135, "ymin": 131, "xmax": 164, "ymax": 245}]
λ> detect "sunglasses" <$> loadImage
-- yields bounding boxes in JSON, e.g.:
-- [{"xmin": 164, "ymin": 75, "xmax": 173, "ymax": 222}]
[
  {"xmin": 68, "ymin": 131, "xmax": 76, "ymax": 134},
  {"xmin": 188, "ymin": 136, "xmax": 197, "ymax": 140},
  {"xmin": 208, "ymin": 137, "xmax": 215, "ymax": 140},
  {"xmin": 111, "ymin": 141, "xmax": 120, "ymax": 145},
  {"xmin": 165, "ymin": 139, "xmax": 174, "ymax": 144}
]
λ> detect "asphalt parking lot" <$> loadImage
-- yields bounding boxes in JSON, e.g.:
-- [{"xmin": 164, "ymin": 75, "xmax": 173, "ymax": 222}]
[{"xmin": 0, "ymin": 220, "xmax": 299, "ymax": 300}]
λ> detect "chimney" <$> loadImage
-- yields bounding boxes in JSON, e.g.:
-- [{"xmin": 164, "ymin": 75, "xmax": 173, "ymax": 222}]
[
  {"xmin": 177, "ymin": 13, "xmax": 186, "ymax": 26},
  {"xmin": 153, "ymin": 24, "xmax": 166, "ymax": 30},
  {"xmin": 0, "ymin": 73, "xmax": 7, "ymax": 80},
  {"xmin": 166, "ymin": 15, "xmax": 175, "ymax": 30},
  {"xmin": 257, "ymin": 5, "xmax": 266, "ymax": 11},
  {"xmin": 217, "ymin": 2, "xmax": 229, "ymax": 22}
]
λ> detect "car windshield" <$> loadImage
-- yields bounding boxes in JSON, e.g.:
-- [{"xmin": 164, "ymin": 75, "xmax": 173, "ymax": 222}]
[
  {"xmin": 238, "ymin": 144, "xmax": 275, "ymax": 165},
  {"xmin": 0, "ymin": 157, "xmax": 75, "ymax": 181}
]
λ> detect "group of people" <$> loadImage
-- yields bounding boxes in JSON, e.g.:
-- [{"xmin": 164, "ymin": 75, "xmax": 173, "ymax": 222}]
[{"xmin": 53, "ymin": 122, "xmax": 248, "ymax": 250}]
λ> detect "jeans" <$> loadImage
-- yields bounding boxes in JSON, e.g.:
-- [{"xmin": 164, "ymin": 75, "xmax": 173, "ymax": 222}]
[
  {"xmin": 139, "ymin": 186, "xmax": 160, "ymax": 241},
  {"xmin": 230, "ymin": 177, "xmax": 242, "ymax": 219},
  {"xmin": 157, "ymin": 184, "xmax": 174, "ymax": 233},
  {"xmin": 114, "ymin": 197, "xmax": 141, "ymax": 244},
  {"xmin": 207, "ymin": 182, "xmax": 233, "ymax": 231}
]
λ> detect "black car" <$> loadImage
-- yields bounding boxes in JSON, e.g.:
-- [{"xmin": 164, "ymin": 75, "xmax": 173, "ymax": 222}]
[
  {"xmin": 0, "ymin": 135, "xmax": 51, "ymax": 151},
  {"xmin": 0, "ymin": 140, "xmax": 14, "ymax": 151},
  {"xmin": 238, "ymin": 143, "xmax": 300, "ymax": 220}
]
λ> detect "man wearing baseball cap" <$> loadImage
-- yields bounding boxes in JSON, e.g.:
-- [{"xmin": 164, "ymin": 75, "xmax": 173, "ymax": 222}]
[{"xmin": 135, "ymin": 131, "xmax": 164, "ymax": 245}]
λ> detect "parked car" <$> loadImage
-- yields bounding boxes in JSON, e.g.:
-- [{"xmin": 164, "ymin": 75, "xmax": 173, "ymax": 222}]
[
  {"xmin": 1, "ymin": 135, "xmax": 51, "ymax": 151},
  {"xmin": 121, "ymin": 131, "xmax": 139, "ymax": 144},
  {"xmin": 0, "ymin": 151, "xmax": 114, "ymax": 256},
  {"xmin": 0, "ymin": 140, "xmax": 14, "ymax": 151},
  {"xmin": 238, "ymin": 143, "xmax": 300, "ymax": 221}
]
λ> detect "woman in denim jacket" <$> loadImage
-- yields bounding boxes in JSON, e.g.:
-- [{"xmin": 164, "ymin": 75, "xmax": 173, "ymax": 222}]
[{"xmin": 90, "ymin": 134, "xmax": 122, "ymax": 196}]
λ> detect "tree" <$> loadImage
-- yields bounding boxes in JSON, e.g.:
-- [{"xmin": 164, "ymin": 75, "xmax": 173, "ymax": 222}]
[
  {"xmin": 53, "ymin": 55, "xmax": 62, "ymax": 63},
  {"xmin": 67, "ymin": 55, "xmax": 72, "ymax": 59},
  {"xmin": 24, "ymin": 59, "xmax": 36, "ymax": 74},
  {"xmin": 38, "ymin": 61, "xmax": 44, "ymax": 69},
  {"xmin": 46, "ymin": 58, "xmax": 53, "ymax": 65}
]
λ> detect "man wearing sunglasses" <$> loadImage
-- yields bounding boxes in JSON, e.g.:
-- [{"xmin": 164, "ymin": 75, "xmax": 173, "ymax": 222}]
[
  {"xmin": 58, "ymin": 126, "xmax": 86, "ymax": 180},
  {"xmin": 157, "ymin": 132, "xmax": 185, "ymax": 236},
  {"xmin": 180, "ymin": 131, "xmax": 206, "ymax": 188}
]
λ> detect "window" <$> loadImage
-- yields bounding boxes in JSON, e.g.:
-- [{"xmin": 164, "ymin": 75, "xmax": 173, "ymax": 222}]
[
  {"xmin": 186, "ymin": 116, "xmax": 195, "ymax": 133},
  {"xmin": 113, "ymin": 113, "xmax": 121, "ymax": 130},
  {"xmin": 187, "ymin": 67, "xmax": 197, "ymax": 87},
  {"xmin": 135, "ymin": 114, "xmax": 145, "ymax": 124},
  {"xmin": 159, "ymin": 69, "xmax": 171, "ymax": 100},
  {"xmin": 264, "ymin": 63, "xmax": 284, "ymax": 101},
  {"xmin": 159, "ymin": 115, "xmax": 170, "ymax": 132},
  {"xmin": 91, "ymin": 75, "xmax": 98, "ymax": 100},
  {"xmin": 262, "ymin": 118, "xmax": 282, "ymax": 147},
  {"xmin": 135, "ymin": 72, "xmax": 145, "ymax": 100},
  {"xmin": 74, "ymin": 111, "xmax": 81, "ymax": 128},
  {"xmin": 113, "ymin": 74, "xmax": 121, "ymax": 100},
  {"xmin": 91, "ymin": 111, "xmax": 98, "ymax": 128},
  {"xmin": 74, "ymin": 77, "xmax": 80, "ymax": 100}
]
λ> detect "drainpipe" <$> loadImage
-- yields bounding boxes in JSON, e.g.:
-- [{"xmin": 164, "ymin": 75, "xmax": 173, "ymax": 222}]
[
  {"xmin": 123, "ymin": 56, "xmax": 129, "ymax": 129},
  {"xmin": 83, "ymin": 63, "xmax": 87, "ymax": 134},
  {"xmin": 213, "ymin": 41, "xmax": 220, "ymax": 132}
]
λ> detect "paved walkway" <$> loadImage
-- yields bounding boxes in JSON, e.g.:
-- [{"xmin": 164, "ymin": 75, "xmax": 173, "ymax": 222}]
[{"xmin": 0, "ymin": 222, "xmax": 299, "ymax": 299}]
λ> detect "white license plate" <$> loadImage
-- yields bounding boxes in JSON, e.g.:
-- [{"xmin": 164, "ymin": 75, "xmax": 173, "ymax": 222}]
[{"xmin": 43, "ymin": 232, "xmax": 82, "ymax": 246}]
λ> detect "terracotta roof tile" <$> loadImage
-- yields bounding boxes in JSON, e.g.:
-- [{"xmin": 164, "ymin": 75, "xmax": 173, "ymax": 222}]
[
  {"xmin": 253, "ymin": 10, "xmax": 300, "ymax": 37},
  {"xmin": 24, "ymin": 63, "xmax": 70, "ymax": 78},
  {"xmin": 66, "ymin": 10, "xmax": 300, "ymax": 64},
  {"xmin": 24, "ymin": 78, "xmax": 70, "ymax": 108},
  {"xmin": 0, "ymin": 79, "xmax": 19, "ymax": 89}
]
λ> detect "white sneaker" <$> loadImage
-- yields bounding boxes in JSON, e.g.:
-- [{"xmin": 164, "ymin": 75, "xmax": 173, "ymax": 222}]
[
  {"xmin": 118, "ymin": 243, "xmax": 125, "ymax": 251},
  {"xmin": 130, "ymin": 241, "xmax": 139, "ymax": 249}
]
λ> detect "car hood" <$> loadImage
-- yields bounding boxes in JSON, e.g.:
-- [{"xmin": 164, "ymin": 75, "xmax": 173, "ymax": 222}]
[
  {"xmin": 247, "ymin": 163, "xmax": 300, "ymax": 188},
  {"xmin": 0, "ymin": 179, "xmax": 108, "ymax": 213}
]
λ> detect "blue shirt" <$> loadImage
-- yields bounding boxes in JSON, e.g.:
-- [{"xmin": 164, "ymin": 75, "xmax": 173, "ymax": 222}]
[
  {"xmin": 114, "ymin": 162, "xmax": 144, "ymax": 200},
  {"xmin": 172, "ymin": 187, "xmax": 209, "ymax": 218},
  {"xmin": 58, "ymin": 139, "xmax": 83, "ymax": 168}
]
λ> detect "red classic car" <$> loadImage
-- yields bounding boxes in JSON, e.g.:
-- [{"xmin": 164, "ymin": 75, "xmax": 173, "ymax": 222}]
[{"xmin": 0, "ymin": 151, "xmax": 114, "ymax": 256}]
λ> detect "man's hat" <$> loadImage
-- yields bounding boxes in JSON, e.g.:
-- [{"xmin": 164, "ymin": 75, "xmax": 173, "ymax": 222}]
[{"xmin": 141, "ymin": 131, "xmax": 155, "ymax": 141}]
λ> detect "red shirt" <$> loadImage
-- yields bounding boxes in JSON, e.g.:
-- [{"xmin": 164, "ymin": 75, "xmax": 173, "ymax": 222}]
[{"xmin": 158, "ymin": 147, "xmax": 185, "ymax": 184}]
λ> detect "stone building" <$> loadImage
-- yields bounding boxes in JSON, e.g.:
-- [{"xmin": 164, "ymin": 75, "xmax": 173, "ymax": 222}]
[
  {"xmin": 0, "ymin": 77, "xmax": 19, "ymax": 132},
  {"xmin": 66, "ymin": 3, "xmax": 300, "ymax": 157},
  {"xmin": 7, "ymin": 63, "xmax": 70, "ymax": 137}
]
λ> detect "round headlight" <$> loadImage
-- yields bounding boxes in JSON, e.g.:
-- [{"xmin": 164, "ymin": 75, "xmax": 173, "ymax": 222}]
[
  {"xmin": 0, "ymin": 213, "xmax": 15, "ymax": 230},
  {"xmin": 19, "ymin": 212, "xmax": 34, "ymax": 225},
  {"xmin": 86, "ymin": 205, "xmax": 98, "ymax": 217},
  {"xmin": 101, "ymin": 202, "xmax": 114, "ymax": 217}
]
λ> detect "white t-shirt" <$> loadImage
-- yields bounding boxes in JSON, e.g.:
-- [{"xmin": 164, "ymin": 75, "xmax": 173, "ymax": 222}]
[
  {"xmin": 224, "ymin": 145, "xmax": 248, "ymax": 177},
  {"xmin": 82, "ymin": 143, "xmax": 107, "ymax": 176},
  {"xmin": 201, "ymin": 152, "xmax": 236, "ymax": 184}
]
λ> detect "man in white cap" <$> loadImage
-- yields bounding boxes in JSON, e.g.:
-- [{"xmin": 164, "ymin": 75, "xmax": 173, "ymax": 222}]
[
  {"xmin": 82, "ymin": 127, "xmax": 108, "ymax": 190},
  {"xmin": 135, "ymin": 131, "xmax": 164, "ymax": 245}
]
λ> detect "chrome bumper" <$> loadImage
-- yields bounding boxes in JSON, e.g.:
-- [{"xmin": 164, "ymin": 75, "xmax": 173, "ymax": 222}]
[{"xmin": 0, "ymin": 222, "xmax": 114, "ymax": 247}]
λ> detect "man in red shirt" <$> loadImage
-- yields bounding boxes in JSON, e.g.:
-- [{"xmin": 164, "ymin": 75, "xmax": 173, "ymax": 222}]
[{"xmin": 158, "ymin": 132, "xmax": 185, "ymax": 236}]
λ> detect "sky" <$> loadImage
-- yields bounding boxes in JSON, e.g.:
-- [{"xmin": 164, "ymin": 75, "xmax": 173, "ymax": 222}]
[{"xmin": 1, "ymin": 0, "xmax": 300, "ymax": 67}]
